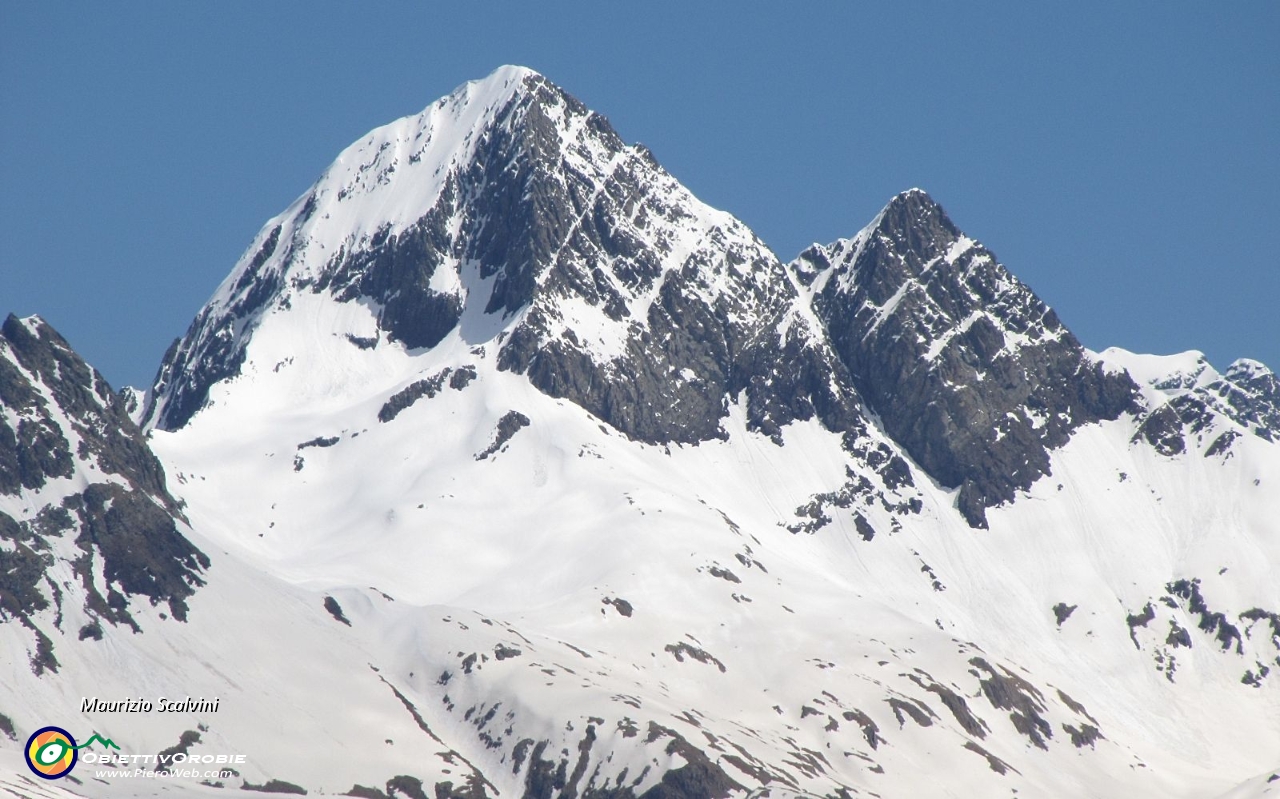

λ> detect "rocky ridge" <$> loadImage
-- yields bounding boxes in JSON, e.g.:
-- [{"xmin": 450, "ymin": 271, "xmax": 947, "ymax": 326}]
[
  {"xmin": 0, "ymin": 314, "xmax": 206, "ymax": 673},
  {"xmin": 792, "ymin": 190, "xmax": 1137, "ymax": 526}
]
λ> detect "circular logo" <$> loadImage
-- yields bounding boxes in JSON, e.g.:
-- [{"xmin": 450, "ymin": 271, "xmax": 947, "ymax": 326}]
[{"xmin": 25, "ymin": 727, "xmax": 78, "ymax": 780}]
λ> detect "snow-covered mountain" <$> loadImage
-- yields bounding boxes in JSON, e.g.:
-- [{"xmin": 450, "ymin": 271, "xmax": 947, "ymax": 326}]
[{"xmin": 3, "ymin": 66, "xmax": 1278, "ymax": 798}]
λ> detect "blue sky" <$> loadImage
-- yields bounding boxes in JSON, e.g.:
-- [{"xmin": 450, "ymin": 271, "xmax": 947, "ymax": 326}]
[{"xmin": 3, "ymin": 3, "xmax": 1277, "ymax": 389}]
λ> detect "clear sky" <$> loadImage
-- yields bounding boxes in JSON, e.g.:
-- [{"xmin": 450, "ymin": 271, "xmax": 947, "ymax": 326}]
[{"xmin": 3, "ymin": 3, "xmax": 1277, "ymax": 390}]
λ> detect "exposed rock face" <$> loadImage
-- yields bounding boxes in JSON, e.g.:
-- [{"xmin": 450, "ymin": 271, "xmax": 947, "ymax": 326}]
[
  {"xmin": 1123, "ymin": 577, "xmax": 1278, "ymax": 685},
  {"xmin": 793, "ymin": 190, "xmax": 1137, "ymax": 526},
  {"xmin": 1219, "ymin": 360, "xmax": 1280, "ymax": 441},
  {"xmin": 482, "ymin": 88, "xmax": 864, "ymax": 446},
  {"xmin": 0, "ymin": 315, "xmax": 206, "ymax": 669},
  {"xmin": 144, "ymin": 69, "xmax": 865, "ymax": 450},
  {"xmin": 476, "ymin": 411, "xmax": 531, "ymax": 460},
  {"xmin": 1117, "ymin": 351, "xmax": 1280, "ymax": 459},
  {"xmin": 0, "ymin": 315, "xmax": 170, "ymax": 501}
]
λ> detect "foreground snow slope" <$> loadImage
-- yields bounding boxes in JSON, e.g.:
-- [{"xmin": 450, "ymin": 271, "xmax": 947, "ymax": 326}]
[{"xmin": 141, "ymin": 322, "xmax": 1280, "ymax": 796}]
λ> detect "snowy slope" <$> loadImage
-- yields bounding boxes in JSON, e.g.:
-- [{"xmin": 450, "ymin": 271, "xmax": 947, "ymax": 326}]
[
  {"xmin": 3, "ymin": 67, "xmax": 1278, "ymax": 798},
  {"xmin": 141, "ymin": 330, "xmax": 1280, "ymax": 797}
]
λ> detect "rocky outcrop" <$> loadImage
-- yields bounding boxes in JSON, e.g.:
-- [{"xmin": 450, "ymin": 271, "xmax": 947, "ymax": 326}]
[
  {"xmin": 795, "ymin": 190, "xmax": 1137, "ymax": 526},
  {"xmin": 1119, "ymin": 352, "xmax": 1280, "ymax": 460},
  {"xmin": 0, "ymin": 315, "xmax": 206, "ymax": 666},
  {"xmin": 1219, "ymin": 360, "xmax": 1280, "ymax": 441}
]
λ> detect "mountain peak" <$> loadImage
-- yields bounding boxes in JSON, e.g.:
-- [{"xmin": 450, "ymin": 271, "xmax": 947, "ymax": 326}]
[
  {"xmin": 145, "ymin": 66, "xmax": 619, "ymax": 430},
  {"xmin": 477, "ymin": 63, "xmax": 541, "ymax": 84},
  {"xmin": 433, "ymin": 64, "xmax": 541, "ymax": 109},
  {"xmin": 144, "ymin": 66, "xmax": 812, "ymax": 443},
  {"xmin": 799, "ymin": 192, "xmax": 1136, "ymax": 526},
  {"xmin": 430, "ymin": 64, "xmax": 556, "ymax": 123},
  {"xmin": 1226, "ymin": 357, "xmax": 1275, "ymax": 382},
  {"xmin": 872, "ymin": 187, "xmax": 962, "ymax": 259},
  {"xmin": 884, "ymin": 186, "xmax": 934, "ymax": 207}
]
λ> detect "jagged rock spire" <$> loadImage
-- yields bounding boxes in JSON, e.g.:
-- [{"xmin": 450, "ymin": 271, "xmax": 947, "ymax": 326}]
[{"xmin": 795, "ymin": 190, "xmax": 1137, "ymax": 526}]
